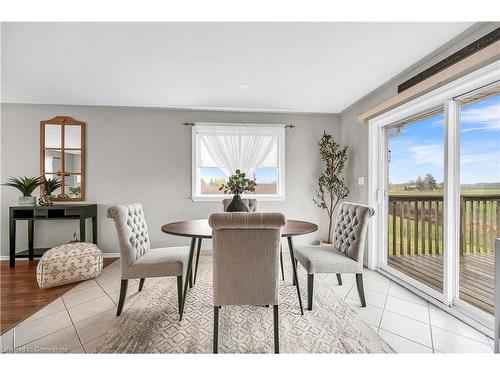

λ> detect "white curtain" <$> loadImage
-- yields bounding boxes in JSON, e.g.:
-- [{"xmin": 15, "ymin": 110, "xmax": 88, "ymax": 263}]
[{"xmin": 198, "ymin": 124, "xmax": 282, "ymax": 178}]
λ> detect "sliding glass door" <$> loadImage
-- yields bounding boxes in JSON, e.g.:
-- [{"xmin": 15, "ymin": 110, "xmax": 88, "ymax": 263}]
[
  {"xmin": 457, "ymin": 90, "xmax": 500, "ymax": 316},
  {"xmin": 370, "ymin": 62, "xmax": 499, "ymax": 327},
  {"xmin": 385, "ymin": 109, "xmax": 445, "ymax": 297}
]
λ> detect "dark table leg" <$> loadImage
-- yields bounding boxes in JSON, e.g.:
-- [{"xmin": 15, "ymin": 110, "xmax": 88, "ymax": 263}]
[
  {"xmin": 80, "ymin": 216, "xmax": 86, "ymax": 242},
  {"xmin": 28, "ymin": 220, "xmax": 34, "ymax": 261},
  {"xmin": 193, "ymin": 237, "xmax": 202, "ymax": 285},
  {"xmin": 9, "ymin": 217, "xmax": 16, "ymax": 268},
  {"xmin": 180, "ymin": 237, "xmax": 196, "ymax": 321},
  {"xmin": 92, "ymin": 216, "xmax": 97, "ymax": 244},
  {"xmin": 287, "ymin": 236, "xmax": 304, "ymax": 315}
]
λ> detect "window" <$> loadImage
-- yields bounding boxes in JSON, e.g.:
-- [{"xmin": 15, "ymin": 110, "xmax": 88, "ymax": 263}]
[{"xmin": 192, "ymin": 123, "xmax": 285, "ymax": 200}]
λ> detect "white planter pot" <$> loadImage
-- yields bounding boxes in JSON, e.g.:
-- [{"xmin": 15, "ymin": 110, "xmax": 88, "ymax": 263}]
[{"xmin": 19, "ymin": 196, "xmax": 36, "ymax": 206}]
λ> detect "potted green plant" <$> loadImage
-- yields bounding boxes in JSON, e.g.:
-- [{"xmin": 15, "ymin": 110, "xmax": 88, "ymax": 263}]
[
  {"xmin": 2, "ymin": 176, "xmax": 43, "ymax": 205},
  {"xmin": 313, "ymin": 131, "xmax": 350, "ymax": 244},
  {"xmin": 69, "ymin": 185, "xmax": 81, "ymax": 198},
  {"xmin": 219, "ymin": 169, "xmax": 257, "ymax": 212},
  {"xmin": 41, "ymin": 176, "xmax": 62, "ymax": 205}
]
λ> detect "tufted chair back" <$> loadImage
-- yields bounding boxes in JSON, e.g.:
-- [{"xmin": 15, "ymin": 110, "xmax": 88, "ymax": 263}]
[
  {"xmin": 107, "ymin": 203, "xmax": 151, "ymax": 273},
  {"xmin": 333, "ymin": 202, "xmax": 375, "ymax": 263},
  {"xmin": 222, "ymin": 198, "xmax": 257, "ymax": 212}
]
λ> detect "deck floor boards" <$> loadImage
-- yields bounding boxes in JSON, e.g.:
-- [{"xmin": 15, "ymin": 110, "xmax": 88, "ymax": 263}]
[{"xmin": 388, "ymin": 252, "xmax": 494, "ymax": 315}]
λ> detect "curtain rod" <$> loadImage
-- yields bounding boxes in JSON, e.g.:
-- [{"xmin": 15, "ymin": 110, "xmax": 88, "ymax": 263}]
[{"xmin": 182, "ymin": 122, "xmax": 296, "ymax": 129}]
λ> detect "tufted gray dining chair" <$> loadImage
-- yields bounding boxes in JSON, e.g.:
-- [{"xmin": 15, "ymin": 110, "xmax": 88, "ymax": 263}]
[
  {"xmin": 219, "ymin": 198, "xmax": 284, "ymax": 282},
  {"xmin": 107, "ymin": 203, "xmax": 190, "ymax": 317},
  {"xmin": 209, "ymin": 212, "xmax": 286, "ymax": 353},
  {"xmin": 294, "ymin": 202, "xmax": 375, "ymax": 310},
  {"xmin": 191, "ymin": 198, "xmax": 259, "ymax": 284}
]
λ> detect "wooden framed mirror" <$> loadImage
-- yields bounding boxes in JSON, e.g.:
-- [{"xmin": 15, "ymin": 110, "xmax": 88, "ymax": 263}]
[{"xmin": 40, "ymin": 116, "xmax": 86, "ymax": 201}]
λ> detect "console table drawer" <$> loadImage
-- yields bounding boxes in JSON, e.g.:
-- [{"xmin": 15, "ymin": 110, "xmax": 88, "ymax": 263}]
[{"xmin": 64, "ymin": 208, "xmax": 82, "ymax": 217}]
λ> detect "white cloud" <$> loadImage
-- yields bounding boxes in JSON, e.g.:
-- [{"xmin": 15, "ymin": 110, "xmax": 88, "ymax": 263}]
[
  {"xmin": 461, "ymin": 102, "xmax": 500, "ymax": 132},
  {"xmin": 410, "ymin": 144, "xmax": 444, "ymax": 167},
  {"xmin": 460, "ymin": 151, "xmax": 499, "ymax": 165}
]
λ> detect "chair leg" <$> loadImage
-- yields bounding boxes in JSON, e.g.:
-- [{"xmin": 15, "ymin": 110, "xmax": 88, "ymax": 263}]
[
  {"xmin": 138, "ymin": 278, "xmax": 145, "ymax": 291},
  {"xmin": 287, "ymin": 236, "xmax": 304, "ymax": 315},
  {"xmin": 116, "ymin": 279, "xmax": 128, "ymax": 316},
  {"xmin": 280, "ymin": 244, "xmax": 285, "ymax": 281},
  {"xmin": 180, "ymin": 238, "xmax": 197, "ymax": 321},
  {"xmin": 336, "ymin": 273, "xmax": 342, "ymax": 286},
  {"xmin": 213, "ymin": 306, "xmax": 219, "ymax": 354},
  {"xmin": 307, "ymin": 274, "xmax": 314, "ymax": 311},
  {"xmin": 356, "ymin": 273, "xmax": 367, "ymax": 307},
  {"xmin": 292, "ymin": 259, "xmax": 299, "ymax": 285},
  {"xmin": 177, "ymin": 275, "xmax": 183, "ymax": 315},
  {"xmin": 273, "ymin": 305, "xmax": 279, "ymax": 354},
  {"xmin": 193, "ymin": 238, "xmax": 202, "ymax": 285}
]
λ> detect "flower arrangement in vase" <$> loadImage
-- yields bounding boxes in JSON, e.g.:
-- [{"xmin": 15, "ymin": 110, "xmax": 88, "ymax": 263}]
[{"xmin": 219, "ymin": 169, "xmax": 257, "ymax": 212}]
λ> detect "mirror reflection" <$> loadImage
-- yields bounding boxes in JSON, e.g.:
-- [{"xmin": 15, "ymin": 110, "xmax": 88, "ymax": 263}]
[
  {"xmin": 44, "ymin": 124, "xmax": 61, "ymax": 148},
  {"xmin": 44, "ymin": 150, "xmax": 62, "ymax": 173},
  {"xmin": 64, "ymin": 150, "xmax": 81, "ymax": 173},
  {"xmin": 64, "ymin": 175, "xmax": 82, "ymax": 198},
  {"xmin": 64, "ymin": 125, "xmax": 82, "ymax": 148}
]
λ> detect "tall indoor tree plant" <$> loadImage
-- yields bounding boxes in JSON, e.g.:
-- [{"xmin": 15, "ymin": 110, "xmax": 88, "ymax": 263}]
[{"xmin": 313, "ymin": 131, "xmax": 350, "ymax": 244}]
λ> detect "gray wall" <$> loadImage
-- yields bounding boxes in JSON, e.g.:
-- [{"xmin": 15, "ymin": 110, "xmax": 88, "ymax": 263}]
[
  {"xmin": 339, "ymin": 22, "xmax": 499, "ymax": 204},
  {"xmin": 1, "ymin": 104, "xmax": 339, "ymax": 256}
]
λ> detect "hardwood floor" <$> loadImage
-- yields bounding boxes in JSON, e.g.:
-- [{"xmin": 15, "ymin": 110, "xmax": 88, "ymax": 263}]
[{"xmin": 0, "ymin": 258, "xmax": 117, "ymax": 335}]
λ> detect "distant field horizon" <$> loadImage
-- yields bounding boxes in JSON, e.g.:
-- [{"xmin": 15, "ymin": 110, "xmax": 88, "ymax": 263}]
[{"xmin": 389, "ymin": 188, "xmax": 500, "ymax": 196}]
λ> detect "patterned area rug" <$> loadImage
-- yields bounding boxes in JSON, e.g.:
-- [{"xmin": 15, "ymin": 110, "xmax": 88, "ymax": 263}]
[{"xmin": 96, "ymin": 256, "xmax": 393, "ymax": 353}]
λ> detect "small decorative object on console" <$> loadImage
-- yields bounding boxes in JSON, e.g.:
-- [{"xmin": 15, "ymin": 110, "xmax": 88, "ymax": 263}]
[{"xmin": 69, "ymin": 232, "xmax": 80, "ymax": 243}]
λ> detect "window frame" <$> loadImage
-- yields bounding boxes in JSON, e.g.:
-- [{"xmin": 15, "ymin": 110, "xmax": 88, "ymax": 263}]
[{"xmin": 191, "ymin": 123, "xmax": 286, "ymax": 201}]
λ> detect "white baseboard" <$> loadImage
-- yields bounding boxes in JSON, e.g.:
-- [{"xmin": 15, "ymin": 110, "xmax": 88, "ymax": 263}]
[
  {"xmin": 0, "ymin": 252, "xmax": 121, "ymax": 261},
  {"xmin": 1, "ymin": 249, "xmax": 214, "ymax": 261},
  {"xmin": 102, "ymin": 253, "xmax": 120, "ymax": 258}
]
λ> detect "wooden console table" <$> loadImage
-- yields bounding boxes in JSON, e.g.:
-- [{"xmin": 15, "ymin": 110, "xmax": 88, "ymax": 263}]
[{"xmin": 9, "ymin": 204, "xmax": 97, "ymax": 268}]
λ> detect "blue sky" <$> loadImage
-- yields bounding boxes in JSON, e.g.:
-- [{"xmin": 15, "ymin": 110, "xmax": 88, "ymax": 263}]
[
  {"xmin": 389, "ymin": 95, "xmax": 500, "ymax": 185},
  {"xmin": 201, "ymin": 167, "xmax": 277, "ymax": 183}
]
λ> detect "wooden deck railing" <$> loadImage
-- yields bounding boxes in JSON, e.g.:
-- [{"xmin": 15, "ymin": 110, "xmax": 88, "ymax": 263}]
[{"xmin": 388, "ymin": 194, "xmax": 500, "ymax": 256}]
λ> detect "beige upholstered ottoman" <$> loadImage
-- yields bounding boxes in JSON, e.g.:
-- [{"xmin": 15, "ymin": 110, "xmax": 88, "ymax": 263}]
[{"xmin": 36, "ymin": 242, "xmax": 103, "ymax": 289}]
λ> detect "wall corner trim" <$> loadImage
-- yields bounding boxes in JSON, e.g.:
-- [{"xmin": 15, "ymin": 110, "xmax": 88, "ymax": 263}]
[{"xmin": 356, "ymin": 40, "xmax": 500, "ymax": 124}]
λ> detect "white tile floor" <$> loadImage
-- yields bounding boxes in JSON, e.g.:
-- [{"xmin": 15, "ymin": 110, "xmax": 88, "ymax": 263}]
[{"xmin": 0, "ymin": 257, "xmax": 495, "ymax": 354}]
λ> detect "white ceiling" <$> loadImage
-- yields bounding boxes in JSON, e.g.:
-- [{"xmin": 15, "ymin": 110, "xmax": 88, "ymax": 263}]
[{"xmin": 1, "ymin": 22, "xmax": 473, "ymax": 113}]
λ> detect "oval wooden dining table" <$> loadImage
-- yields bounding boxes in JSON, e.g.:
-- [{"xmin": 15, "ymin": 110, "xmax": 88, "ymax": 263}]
[{"xmin": 161, "ymin": 218, "xmax": 318, "ymax": 320}]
